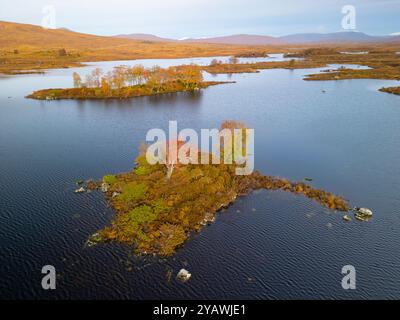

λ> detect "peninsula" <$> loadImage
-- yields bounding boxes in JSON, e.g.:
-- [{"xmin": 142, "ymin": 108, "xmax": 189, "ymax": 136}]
[{"xmin": 86, "ymin": 122, "xmax": 350, "ymax": 256}]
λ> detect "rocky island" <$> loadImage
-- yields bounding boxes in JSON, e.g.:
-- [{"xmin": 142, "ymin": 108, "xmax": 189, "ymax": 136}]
[{"xmin": 85, "ymin": 122, "xmax": 350, "ymax": 256}]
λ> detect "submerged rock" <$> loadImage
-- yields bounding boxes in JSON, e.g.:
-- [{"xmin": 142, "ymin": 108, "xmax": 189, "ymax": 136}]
[
  {"xmin": 201, "ymin": 212, "xmax": 215, "ymax": 225},
  {"xmin": 343, "ymin": 214, "xmax": 351, "ymax": 222},
  {"xmin": 176, "ymin": 268, "xmax": 191, "ymax": 282},
  {"xmin": 355, "ymin": 207, "xmax": 373, "ymax": 216},
  {"xmin": 354, "ymin": 207, "xmax": 373, "ymax": 222},
  {"xmin": 74, "ymin": 187, "xmax": 85, "ymax": 193},
  {"xmin": 166, "ymin": 269, "xmax": 172, "ymax": 282},
  {"xmin": 86, "ymin": 232, "xmax": 102, "ymax": 247}
]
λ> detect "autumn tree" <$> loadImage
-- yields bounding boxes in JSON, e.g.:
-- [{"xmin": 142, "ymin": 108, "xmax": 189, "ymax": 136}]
[
  {"xmin": 146, "ymin": 138, "xmax": 192, "ymax": 179},
  {"xmin": 85, "ymin": 68, "xmax": 103, "ymax": 87},
  {"xmin": 163, "ymin": 139, "xmax": 191, "ymax": 179},
  {"xmin": 75, "ymin": 63, "xmax": 204, "ymax": 95},
  {"xmin": 58, "ymin": 48, "xmax": 67, "ymax": 56},
  {"xmin": 72, "ymin": 72, "xmax": 82, "ymax": 88},
  {"xmin": 178, "ymin": 65, "xmax": 203, "ymax": 90},
  {"xmin": 100, "ymin": 77, "xmax": 111, "ymax": 96},
  {"xmin": 146, "ymin": 65, "xmax": 164, "ymax": 93},
  {"xmin": 110, "ymin": 66, "xmax": 127, "ymax": 90},
  {"xmin": 220, "ymin": 120, "xmax": 248, "ymax": 163},
  {"xmin": 129, "ymin": 65, "xmax": 146, "ymax": 85}
]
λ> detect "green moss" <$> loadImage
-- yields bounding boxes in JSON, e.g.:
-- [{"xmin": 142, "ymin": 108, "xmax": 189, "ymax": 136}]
[
  {"xmin": 152, "ymin": 199, "xmax": 171, "ymax": 215},
  {"xmin": 128, "ymin": 205, "xmax": 157, "ymax": 228},
  {"xmin": 118, "ymin": 182, "xmax": 147, "ymax": 203},
  {"xmin": 134, "ymin": 166, "xmax": 151, "ymax": 176},
  {"xmin": 103, "ymin": 174, "xmax": 117, "ymax": 184}
]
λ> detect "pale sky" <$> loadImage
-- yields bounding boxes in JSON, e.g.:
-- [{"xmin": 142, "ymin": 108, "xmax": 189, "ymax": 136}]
[{"xmin": 1, "ymin": 0, "xmax": 399, "ymax": 38}]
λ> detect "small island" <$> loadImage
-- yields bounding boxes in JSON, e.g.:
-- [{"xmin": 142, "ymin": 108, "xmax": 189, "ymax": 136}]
[
  {"xmin": 27, "ymin": 64, "xmax": 231, "ymax": 100},
  {"xmin": 202, "ymin": 58, "xmax": 325, "ymax": 74},
  {"xmin": 203, "ymin": 49, "xmax": 400, "ymax": 97},
  {"xmin": 85, "ymin": 121, "xmax": 350, "ymax": 256},
  {"xmin": 379, "ymin": 86, "xmax": 400, "ymax": 95}
]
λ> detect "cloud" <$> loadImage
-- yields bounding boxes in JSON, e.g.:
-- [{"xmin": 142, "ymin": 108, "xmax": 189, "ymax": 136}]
[{"xmin": 0, "ymin": 0, "xmax": 399, "ymax": 37}]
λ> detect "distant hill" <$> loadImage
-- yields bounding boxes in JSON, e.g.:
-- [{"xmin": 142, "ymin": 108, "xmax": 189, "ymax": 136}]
[
  {"xmin": 386, "ymin": 35, "xmax": 400, "ymax": 43},
  {"xmin": 114, "ymin": 33, "xmax": 176, "ymax": 42},
  {"xmin": 180, "ymin": 34, "xmax": 283, "ymax": 45},
  {"xmin": 113, "ymin": 31, "xmax": 400, "ymax": 45},
  {"xmin": 0, "ymin": 20, "xmax": 137, "ymax": 49},
  {"xmin": 1, "ymin": 20, "xmax": 399, "ymax": 51},
  {"xmin": 279, "ymin": 32, "xmax": 390, "ymax": 44},
  {"xmin": 1, "ymin": 20, "xmax": 281, "ymax": 74}
]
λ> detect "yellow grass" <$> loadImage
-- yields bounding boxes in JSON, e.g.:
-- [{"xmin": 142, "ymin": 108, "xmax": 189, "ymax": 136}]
[{"xmin": 0, "ymin": 21, "xmax": 281, "ymax": 74}]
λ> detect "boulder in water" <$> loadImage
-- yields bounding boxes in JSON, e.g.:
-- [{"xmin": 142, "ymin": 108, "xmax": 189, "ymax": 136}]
[
  {"xmin": 74, "ymin": 187, "xmax": 85, "ymax": 193},
  {"xmin": 354, "ymin": 207, "xmax": 373, "ymax": 221},
  {"xmin": 176, "ymin": 268, "xmax": 191, "ymax": 282},
  {"xmin": 343, "ymin": 214, "xmax": 351, "ymax": 222},
  {"xmin": 86, "ymin": 232, "xmax": 102, "ymax": 247}
]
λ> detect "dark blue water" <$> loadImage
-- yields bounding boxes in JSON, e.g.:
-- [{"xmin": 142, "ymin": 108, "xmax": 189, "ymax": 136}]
[{"xmin": 0, "ymin": 56, "xmax": 399, "ymax": 299}]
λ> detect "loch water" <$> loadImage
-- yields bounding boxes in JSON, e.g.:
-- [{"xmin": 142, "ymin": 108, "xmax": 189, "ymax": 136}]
[{"xmin": 1, "ymin": 55, "xmax": 399, "ymax": 299}]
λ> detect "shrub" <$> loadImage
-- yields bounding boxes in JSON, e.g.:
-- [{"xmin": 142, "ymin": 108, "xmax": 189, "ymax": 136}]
[
  {"xmin": 58, "ymin": 48, "xmax": 67, "ymax": 56},
  {"xmin": 156, "ymin": 224, "xmax": 186, "ymax": 256},
  {"xmin": 103, "ymin": 174, "xmax": 117, "ymax": 184},
  {"xmin": 135, "ymin": 166, "xmax": 151, "ymax": 176},
  {"xmin": 152, "ymin": 199, "xmax": 171, "ymax": 215},
  {"xmin": 118, "ymin": 182, "xmax": 147, "ymax": 203}
]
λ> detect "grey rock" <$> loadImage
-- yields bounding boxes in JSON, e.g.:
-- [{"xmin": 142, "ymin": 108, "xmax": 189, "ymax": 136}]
[
  {"xmin": 343, "ymin": 214, "xmax": 351, "ymax": 222},
  {"xmin": 74, "ymin": 187, "xmax": 85, "ymax": 193},
  {"xmin": 176, "ymin": 268, "xmax": 191, "ymax": 282},
  {"xmin": 354, "ymin": 207, "xmax": 373, "ymax": 222},
  {"xmin": 112, "ymin": 192, "xmax": 120, "ymax": 198},
  {"xmin": 101, "ymin": 182, "xmax": 108, "ymax": 193}
]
